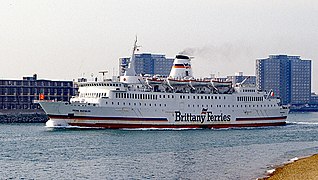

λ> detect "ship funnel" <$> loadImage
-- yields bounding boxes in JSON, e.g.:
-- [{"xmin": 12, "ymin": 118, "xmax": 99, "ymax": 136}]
[{"xmin": 168, "ymin": 55, "xmax": 193, "ymax": 79}]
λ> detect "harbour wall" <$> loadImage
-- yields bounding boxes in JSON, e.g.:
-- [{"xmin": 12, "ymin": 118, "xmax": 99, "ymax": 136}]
[{"xmin": 0, "ymin": 109, "xmax": 48, "ymax": 123}]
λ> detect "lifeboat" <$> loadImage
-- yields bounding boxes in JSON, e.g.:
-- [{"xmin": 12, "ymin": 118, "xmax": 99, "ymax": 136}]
[
  {"xmin": 189, "ymin": 78, "xmax": 210, "ymax": 87},
  {"xmin": 167, "ymin": 78, "xmax": 190, "ymax": 87},
  {"xmin": 211, "ymin": 79, "xmax": 232, "ymax": 93},
  {"xmin": 146, "ymin": 77, "xmax": 165, "ymax": 86}
]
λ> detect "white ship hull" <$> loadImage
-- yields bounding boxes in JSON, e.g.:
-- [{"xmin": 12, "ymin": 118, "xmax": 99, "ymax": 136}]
[{"xmin": 40, "ymin": 92, "xmax": 288, "ymax": 129}]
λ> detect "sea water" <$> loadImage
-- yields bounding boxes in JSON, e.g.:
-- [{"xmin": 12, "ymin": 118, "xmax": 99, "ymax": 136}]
[{"xmin": 1, "ymin": 112, "xmax": 318, "ymax": 179}]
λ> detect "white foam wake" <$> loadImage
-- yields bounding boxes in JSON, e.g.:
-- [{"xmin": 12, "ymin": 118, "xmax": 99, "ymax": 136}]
[{"xmin": 286, "ymin": 121, "xmax": 318, "ymax": 125}]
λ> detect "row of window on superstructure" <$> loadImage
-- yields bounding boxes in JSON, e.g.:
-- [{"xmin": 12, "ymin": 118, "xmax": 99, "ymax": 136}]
[
  {"xmin": 104, "ymin": 101, "xmax": 276, "ymax": 108},
  {"xmin": 80, "ymin": 83, "xmax": 121, "ymax": 87},
  {"xmin": 237, "ymin": 96, "xmax": 263, "ymax": 102},
  {"xmin": 242, "ymin": 89, "xmax": 256, "ymax": 92},
  {"xmin": 115, "ymin": 93, "xmax": 158, "ymax": 100},
  {"xmin": 80, "ymin": 93, "xmax": 107, "ymax": 98},
  {"xmin": 179, "ymin": 95, "xmax": 224, "ymax": 100},
  {"xmin": 115, "ymin": 92, "xmax": 226, "ymax": 100}
]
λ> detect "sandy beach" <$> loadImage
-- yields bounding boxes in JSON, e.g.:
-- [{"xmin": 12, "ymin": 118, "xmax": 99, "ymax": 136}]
[{"xmin": 263, "ymin": 154, "xmax": 318, "ymax": 180}]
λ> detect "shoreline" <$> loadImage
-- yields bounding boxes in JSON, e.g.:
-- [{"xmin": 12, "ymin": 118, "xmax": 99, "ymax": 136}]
[{"xmin": 260, "ymin": 154, "xmax": 318, "ymax": 179}]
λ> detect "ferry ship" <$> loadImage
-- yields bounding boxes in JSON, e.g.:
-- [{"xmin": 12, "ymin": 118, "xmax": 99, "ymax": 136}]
[{"xmin": 39, "ymin": 39, "xmax": 289, "ymax": 129}]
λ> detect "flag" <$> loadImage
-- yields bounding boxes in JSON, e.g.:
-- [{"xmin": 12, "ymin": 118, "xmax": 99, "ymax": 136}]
[{"xmin": 39, "ymin": 93, "xmax": 45, "ymax": 100}]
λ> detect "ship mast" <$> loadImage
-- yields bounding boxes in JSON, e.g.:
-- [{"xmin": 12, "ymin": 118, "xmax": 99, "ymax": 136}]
[
  {"xmin": 124, "ymin": 36, "xmax": 140, "ymax": 76},
  {"xmin": 120, "ymin": 36, "xmax": 143, "ymax": 84}
]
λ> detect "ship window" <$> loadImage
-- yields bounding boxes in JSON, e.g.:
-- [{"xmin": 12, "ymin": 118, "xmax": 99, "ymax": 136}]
[
  {"xmin": 219, "ymin": 97, "xmax": 221, "ymax": 99},
  {"xmin": 193, "ymin": 96, "xmax": 195, "ymax": 99},
  {"xmin": 134, "ymin": 103, "xmax": 136, "ymax": 106},
  {"xmin": 164, "ymin": 104, "xmax": 166, "ymax": 107},
  {"xmin": 168, "ymin": 95, "xmax": 170, "ymax": 98},
  {"xmin": 106, "ymin": 102, "xmax": 108, "ymax": 104},
  {"xmin": 112, "ymin": 102, "xmax": 114, "ymax": 105},
  {"xmin": 211, "ymin": 105, "xmax": 213, "ymax": 107},
  {"xmin": 188, "ymin": 96, "xmax": 190, "ymax": 99},
  {"xmin": 228, "ymin": 105, "xmax": 230, "ymax": 108},
  {"xmin": 159, "ymin": 104, "xmax": 161, "ymax": 107},
  {"xmin": 172, "ymin": 95, "xmax": 174, "ymax": 98},
  {"xmin": 159, "ymin": 95, "xmax": 162, "ymax": 98},
  {"xmin": 117, "ymin": 102, "xmax": 120, "ymax": 105}
]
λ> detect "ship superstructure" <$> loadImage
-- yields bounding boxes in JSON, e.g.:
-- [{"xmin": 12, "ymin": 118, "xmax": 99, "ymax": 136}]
[{"xmin": 39, "ymin": 39, "xmax": 289, "ymax": 129}]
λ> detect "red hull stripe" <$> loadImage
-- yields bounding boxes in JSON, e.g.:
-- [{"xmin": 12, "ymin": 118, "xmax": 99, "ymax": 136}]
[
  {"xmin": 68, "ymin": 122, "xmax": 287, "ymax": 129},
  {"xmin": 236, "ymin": 116, "xmax": 287, "ymax": 121},
  {"xmin": 48, "ymin": 115, "xmax": 168, "ymax": 122},
  {"xmin": 173, "ymin": 65, "xmax": 191, "ymax": 69}
]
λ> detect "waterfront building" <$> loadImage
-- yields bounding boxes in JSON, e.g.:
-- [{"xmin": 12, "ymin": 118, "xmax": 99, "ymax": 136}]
[
  {"xmin": 0, "ymin": 74, "xmax": 76, "ymax": 110},
  {"xmin": 119, "ymin": 53, "xmax": 174, "ymax": 77},
  {"xmin": 256, "ymin": 55, "xmax": 311, "ymax": 105},
  {"xmin": 311, "ymin": 93, "xmax": 318, "ymax": 105}
]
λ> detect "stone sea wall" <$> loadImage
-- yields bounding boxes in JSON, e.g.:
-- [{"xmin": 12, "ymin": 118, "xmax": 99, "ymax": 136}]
[{"xmin": 0, "ymin": 114, "xmax": 48, "ymax": 123}]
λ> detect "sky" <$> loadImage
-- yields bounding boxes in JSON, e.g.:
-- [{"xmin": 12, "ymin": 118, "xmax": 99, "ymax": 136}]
[{"xmin": 1, "ymin": 0, "xmax": 318, "ymax": 91}]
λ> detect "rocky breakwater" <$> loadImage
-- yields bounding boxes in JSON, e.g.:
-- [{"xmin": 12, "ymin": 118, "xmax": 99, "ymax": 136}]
[{"xmin": 0, "ymin": 110, "xmax": 48, "ymax": 123}]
